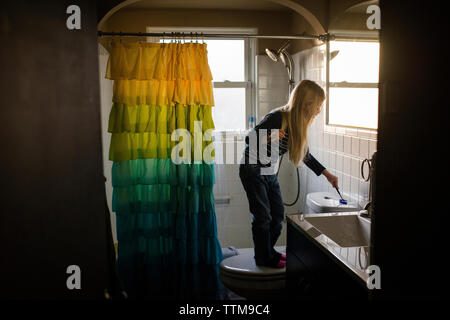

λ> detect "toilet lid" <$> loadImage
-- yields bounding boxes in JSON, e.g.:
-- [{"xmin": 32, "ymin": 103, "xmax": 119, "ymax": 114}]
[{"xmin": 220, "ymin": 253, "xmax": 285, "ymax": 277}]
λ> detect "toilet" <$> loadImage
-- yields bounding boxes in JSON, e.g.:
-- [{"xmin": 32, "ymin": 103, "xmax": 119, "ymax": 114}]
[
  {"xmin": 219, "ymin": 246, "xmax": 286, "ymax": 300},
  {"xmin": 306, "ymin": 191, "xmax": 360, "ymax": 213}
]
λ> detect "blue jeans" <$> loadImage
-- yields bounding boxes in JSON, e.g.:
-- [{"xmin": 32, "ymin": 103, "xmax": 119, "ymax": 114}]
[{"xmin": 239, "ymin": 163, "xmax": 285, "ymax": 266}]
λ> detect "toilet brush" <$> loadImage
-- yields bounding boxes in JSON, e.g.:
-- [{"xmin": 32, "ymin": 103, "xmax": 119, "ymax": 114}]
[{"xmin": 334, "ymin": 187, "xmax": 347, "ymax": 205}]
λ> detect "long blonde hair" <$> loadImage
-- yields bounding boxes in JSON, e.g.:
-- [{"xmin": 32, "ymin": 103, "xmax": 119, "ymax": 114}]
[{"xmin": 273, "ymin": 80, "xmax": 325, "ymax": 167}]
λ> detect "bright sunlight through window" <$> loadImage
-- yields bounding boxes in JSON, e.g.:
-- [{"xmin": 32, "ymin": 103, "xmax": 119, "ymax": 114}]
[
  {"xmin": 328, "ymin": 41, "xmax": 380, "ymax": 129},
  {"xmin": 206, "ymin": 40, "xmax": 245, "ymax": 81},
  {"xmin": 205, "ymin": 39, "xmax": 248, "ymax": 131},
  {"xmin": 153, "ymin": 29, "xmax": 253, "ymax": 132}
]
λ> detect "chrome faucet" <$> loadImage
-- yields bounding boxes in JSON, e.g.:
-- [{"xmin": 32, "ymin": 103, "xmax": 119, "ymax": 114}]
[{"xmin": 359, "ymin": 203, "xmax": 372, "ymax": 219}]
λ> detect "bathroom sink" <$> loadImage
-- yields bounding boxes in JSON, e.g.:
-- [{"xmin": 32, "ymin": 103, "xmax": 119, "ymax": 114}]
[{"xmin": 304, "ymin": 214, "xmax": 370, "ymax": 248}]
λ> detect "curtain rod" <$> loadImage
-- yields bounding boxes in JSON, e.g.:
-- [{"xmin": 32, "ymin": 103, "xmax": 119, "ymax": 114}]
[{"xmin": 97, "ymin": 31, "xmax": 333, "ymax": 41}]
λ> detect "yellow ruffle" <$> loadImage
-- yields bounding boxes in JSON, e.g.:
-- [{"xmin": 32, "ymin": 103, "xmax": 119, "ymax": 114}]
[
  {"xmin": 106, "ymin": 42, "xmax": 213, "ymax": 81},
  {"xmin": 113, "ymin": 79, "xmax": 214, "ymax": 107},
  {"xmin": 108, "ymin": 104, "xmax": 215, "ymax": 134}
]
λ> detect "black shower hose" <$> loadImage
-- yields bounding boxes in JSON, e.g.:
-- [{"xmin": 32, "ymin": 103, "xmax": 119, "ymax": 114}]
[{"xmin": 275, "ymin": 154, "xmax": 300, "ymax": 207}]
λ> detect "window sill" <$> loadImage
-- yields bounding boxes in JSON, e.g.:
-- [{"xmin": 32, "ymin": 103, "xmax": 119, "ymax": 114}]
[
  {"xmin": 213, "ymin": 130, "xmax": 248, "ymax": 142},
  {"xmin": 324, "ymin": 124, "xmax": 377, "ymax": 140}
]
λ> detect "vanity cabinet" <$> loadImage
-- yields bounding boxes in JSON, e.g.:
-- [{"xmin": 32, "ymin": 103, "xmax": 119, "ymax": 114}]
[{"xmin": 286, "ymin": 220, "xmax": 368, "ymax": 300}]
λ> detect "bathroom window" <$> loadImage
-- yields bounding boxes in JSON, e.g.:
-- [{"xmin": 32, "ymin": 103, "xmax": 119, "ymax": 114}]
[
  {"xmin": 327, "ymin": 40, "xmax": 380, "ymax": 130},
  {"xmin": 206, "ymin": 38, "xmax": 253, "ymax": 132},
  {"xmin": 147, "ymin": 27, "xmax": 257, "ymax": 132}
]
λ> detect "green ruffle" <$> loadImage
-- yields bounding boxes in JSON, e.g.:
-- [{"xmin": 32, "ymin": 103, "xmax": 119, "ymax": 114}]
[
  {"xmin": 112, "ymin": 159, "xmax": 215, "ymax": 188},
  {"xmin": 108, "ymin": 103, "xmax": 214, "ymax": 134},
  {"xmin": 109, "ymin": 103, "xmax": 216, "ymax": 162},
  {"xmin": 109, "ymin": 132, "xmax": 215, "ymax": 162}
]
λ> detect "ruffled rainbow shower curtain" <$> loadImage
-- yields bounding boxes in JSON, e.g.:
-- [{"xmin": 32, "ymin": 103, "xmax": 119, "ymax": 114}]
[{"xmin": 105, "ymin": 41, "xmax": 223, "ymax": 299}]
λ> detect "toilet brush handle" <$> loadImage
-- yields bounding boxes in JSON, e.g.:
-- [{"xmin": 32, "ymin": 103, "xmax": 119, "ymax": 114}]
[{"xmin": 335, "ymin": 187, "xmax": 343, "ymax": 199}]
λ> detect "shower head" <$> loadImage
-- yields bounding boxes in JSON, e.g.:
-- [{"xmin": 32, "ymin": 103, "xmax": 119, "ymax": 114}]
[
  {"xmin": 265, "ymin": 48, "xmax": 279, "ymax": 62},
  {"xmin": 265, "ymin": 41, "xmax": 291, "ymax": 62},
  {"xmin": 265, "ymin": 41, "xmax": 295, "ymax": 94}
]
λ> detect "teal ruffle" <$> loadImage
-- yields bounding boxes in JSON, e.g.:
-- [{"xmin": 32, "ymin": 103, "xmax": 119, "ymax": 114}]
[
  {"xmin": 116, "ymin": 205, "xmax": 223, "ymax": 299},
  {"xmin": 113, "ymin": 185, "xmax": 214, "ymax": 215},
  {"xmin": 116, "ymin": 210, "xmax": 221, "ymax": 265},
  {"xmin": 112, "ymin": 159, "xmax": 215, "ymax": 188}
]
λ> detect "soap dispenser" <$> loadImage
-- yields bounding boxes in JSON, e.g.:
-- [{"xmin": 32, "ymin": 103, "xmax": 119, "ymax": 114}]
[{"xmin": 248, "ymin": 116, "xmax": 255, "ymax": 130}]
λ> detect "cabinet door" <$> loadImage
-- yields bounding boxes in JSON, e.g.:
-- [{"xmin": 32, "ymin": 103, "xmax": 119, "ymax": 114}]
[
  {"xmin": 0, "ymin": 1, "xmax": 109, "ymax": 299},
  {"xmin": 287, "ymin": 249, "xmax": 316, "ymax": 298},
  {"xmin": 287, "ymin": 222, "xmax": 368, "ymax": 300}
]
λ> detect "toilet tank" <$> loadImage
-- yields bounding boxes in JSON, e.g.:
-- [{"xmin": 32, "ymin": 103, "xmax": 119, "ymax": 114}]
[{"xmin": 306, "ymin": 192, "xmax": 360, "ymax": 213}]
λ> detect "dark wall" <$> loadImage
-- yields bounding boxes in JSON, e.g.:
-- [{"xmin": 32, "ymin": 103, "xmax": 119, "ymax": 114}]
[
  {"xmin": 373, "ymin": 1, "xmax": 450, "ymax": 299},
  {"xmin": 0, "ymin": 1, "xmax": 109, "ymax": 299},
  {"xmin": 97, "ymin": 0, "xmax": 123, "ymax": 24}
]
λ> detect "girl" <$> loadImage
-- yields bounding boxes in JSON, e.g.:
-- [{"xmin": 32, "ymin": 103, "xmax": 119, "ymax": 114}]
[{"xmin": 239, "ymin": 80, "xmax": 338, "ymax": 268}]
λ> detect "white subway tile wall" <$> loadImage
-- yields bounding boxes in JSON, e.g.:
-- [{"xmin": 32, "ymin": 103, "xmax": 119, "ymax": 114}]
[
  {"xmin": 293, "ymin": 46, "xmax": 378, "ymax": 212},
  {"xmin": 256, "ymin": 55, "xmax": 290, "ymax": 119}
]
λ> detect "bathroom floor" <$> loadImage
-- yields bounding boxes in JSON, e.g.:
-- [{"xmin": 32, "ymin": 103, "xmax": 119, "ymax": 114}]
[{"xmin": 221, "ymin": 287, "xmax": 246, "ymax": 300}]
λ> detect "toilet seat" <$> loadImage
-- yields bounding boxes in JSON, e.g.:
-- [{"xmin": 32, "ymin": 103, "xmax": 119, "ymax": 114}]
[
  {"xmin": 219, "ymin": 248, "xmax": 286, "ymax": 299},
  {"xmin": 220, "ymin": 253, "xmax": 285, "ymax": 278}
]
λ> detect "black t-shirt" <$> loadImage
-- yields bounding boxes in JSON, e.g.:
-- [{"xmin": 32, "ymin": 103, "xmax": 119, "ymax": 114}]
[{"xmin": 242, "ymin": 110, "xmax": 325, "ymax": 176}]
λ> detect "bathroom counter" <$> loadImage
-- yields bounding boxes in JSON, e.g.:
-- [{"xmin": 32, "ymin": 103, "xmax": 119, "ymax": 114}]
[{"xmin": 286, "ymin": 213, "xmax": 370, "ymax": 298}]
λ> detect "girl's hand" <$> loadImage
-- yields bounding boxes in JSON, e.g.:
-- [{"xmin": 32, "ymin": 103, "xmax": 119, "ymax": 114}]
[
  {"xmin": 322, "ymin": 169, "xmax": 339, "ymax": 189},
  {"xmin": 265, "ymin": 129, "xmax": 285, "ymax": 143}
]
